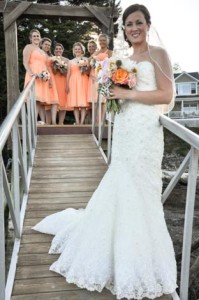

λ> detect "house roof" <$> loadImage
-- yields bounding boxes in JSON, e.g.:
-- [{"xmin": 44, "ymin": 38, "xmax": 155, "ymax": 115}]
[{"xmin": 174, "ymin": 71, "xmax": 199, "ymax": 81}]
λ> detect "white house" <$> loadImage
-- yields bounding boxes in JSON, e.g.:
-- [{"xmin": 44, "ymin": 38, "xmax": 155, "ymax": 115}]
[{"xmin": 169, "ymin": 72, "xmax": 199, "ymax": 120}]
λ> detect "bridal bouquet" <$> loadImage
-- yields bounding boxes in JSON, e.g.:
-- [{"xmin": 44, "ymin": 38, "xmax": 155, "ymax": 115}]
[
  {"xmin": 77, "ymin": 58, "xmax": 89, "ymax": 75},
  {"xmin": 38, "ymin": 70, "xmax": 51, "ymax": 81},
  {"xmin": 95, "ymin": 57, "xmax": 137, "ymax": 113},
  {"xmin": 51, "ymin": 56, "xmax": 68, "ymax": 75}
]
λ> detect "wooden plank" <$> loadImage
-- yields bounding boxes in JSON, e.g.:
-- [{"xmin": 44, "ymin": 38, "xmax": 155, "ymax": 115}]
[
  {"xmin": 33, "ymin": 157, "xmax": 104, "ymax": 163},
  {"xmin": 17, "ymin": 253, "xmax": 58, "ymax": 266},
  {"xmin": 27, "ymin": 201, "xmax": 88, "ymax": 211},
  {"xmin": 29, "ymin": 183, "xmax": 99, "ymax": 193},
  {"xmin": 4, "ymin": 2, "xmax": 32, "ymax": 30},
  {"xmin": 35, "ymin": 152, "xmax": 101, "ymax": 158},
  {"xmin": 31, "ymin": 165, "xmax": 107, "ymax": 172},
  {"xmin": 37, "ymin": 134, "xmax": 93, "ymax": 141},
  {"xmin": 12, "ymin": 277, "xmax": 78, "ymax": 295},
  {"xmin": 28, "ymin": 191, "xmax": 93, "ymax": 198},
  {"xmin": 19, "ymin": 243, "xmax": 50, "ymax": 254},
  {"xmin": 21, "ymin": 234, "xmax": 53, "ymax": 244},
  {"xmin": 12, "ymin": 284, "xmax": 116, "ymax": 300},
  {"xmin": 11, "ymin": 289, "xmax": 116, "ymax": 300},
  {"xmin": 85, "ymin": 5, "xmax": 110, "ymax": 29},
  {"xmin": 25, "ymin": 204, "xmax": 86, "ymax": 218},
  {"xmin": 30, "ymin": 177, "xmax": 102, "ymax": 183},
  {"xmin": 31, "ymin": 170, "xmax": 106, "ymax": 179},
  {"xmin": 15, "ymin": 265, "xmax": 59, "ymax": 279}
]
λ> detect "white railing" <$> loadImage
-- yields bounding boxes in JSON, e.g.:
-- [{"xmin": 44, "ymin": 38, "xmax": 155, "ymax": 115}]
[
  {"xmin": 91, "ymin": 80, "xmax": 113, "ymax": 165},
  {"xmin": 169, "ymin": 110, "xmax": 199, "ymax": 119},
  {"xmin": 0, "ymin": 76, "xmax": 37, "ymax": 300},
  {"xmin": 92, "ymin": 92, "xmax": 199, "ymax": 300}
]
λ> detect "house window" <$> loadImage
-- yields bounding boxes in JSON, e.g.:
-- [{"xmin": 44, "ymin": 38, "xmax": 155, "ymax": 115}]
[{"xmin": 176, "ymin": 83, "xmax": 197, "ymax": 95}]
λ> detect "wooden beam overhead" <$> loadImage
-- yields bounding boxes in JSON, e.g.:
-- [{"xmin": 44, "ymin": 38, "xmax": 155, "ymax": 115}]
[
  {"xmin": 85, "ymin": 5, "xmax": 110, "ymax": 29},
  {"xmin": 3, "ymin": 2, "xmax": 32, "ymax": 30},
  {"xmin": 0, "ymin": 2, "xmax": 118, "ymax": 27}
]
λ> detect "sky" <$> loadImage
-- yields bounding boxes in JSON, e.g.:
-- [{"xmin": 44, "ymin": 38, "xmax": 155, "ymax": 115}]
[{"xmin": 120, "ymin": 0, "xmax": 199, "ymax": 72}]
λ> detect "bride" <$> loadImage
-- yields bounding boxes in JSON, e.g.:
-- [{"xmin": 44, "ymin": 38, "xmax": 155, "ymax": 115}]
[{"xmin": 33, "ymin": 4, "xmax": 178, "ymax": 300}]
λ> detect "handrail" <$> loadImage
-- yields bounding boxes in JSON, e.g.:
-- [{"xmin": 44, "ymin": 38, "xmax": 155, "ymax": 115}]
[
  {"xmin": 160, "ymin": 114, "xmax": 199, "ymax": 150},
  {"xmin": 0, "ymin": 76, "xmax": 37, "ymax": 300},
  {"xmin": 92, "ymin": 95, "xmax": 199, "ymax": 300},
  {"xmin": 0, "ymin": 77, "xmax": 35, "ymax": 152}
]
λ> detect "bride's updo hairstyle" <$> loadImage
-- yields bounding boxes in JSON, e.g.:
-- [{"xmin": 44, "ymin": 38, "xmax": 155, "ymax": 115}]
[{"xmin": 122, "ymin": 4, "xmax": 151, "ymax": 47}]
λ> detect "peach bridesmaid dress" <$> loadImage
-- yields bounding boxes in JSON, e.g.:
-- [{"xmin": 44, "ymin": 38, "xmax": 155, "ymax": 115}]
[
  {"xmin": 67, "ymin": 63, "xmax": 89, "ymax": 108},
  {"xmin": 54, "ymin": 70, "xmax": 69, "ymax": 111},
  {"xmin": 24, "ymin": 49, "xmax": 51, "ymax": 105}
]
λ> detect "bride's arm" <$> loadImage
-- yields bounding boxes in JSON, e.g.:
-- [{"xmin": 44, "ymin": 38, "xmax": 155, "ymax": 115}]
[{"xmin": 109, "ymin": 48, "xmax": 173, "ymax": 105}]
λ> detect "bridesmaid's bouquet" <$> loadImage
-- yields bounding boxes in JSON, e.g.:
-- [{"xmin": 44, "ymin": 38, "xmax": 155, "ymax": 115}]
[
  {"xmin": 52, "ymin": 56, "xmax": 68, "ymax": 75},
  {"xmin": 95, "ymin": 57, "xmax": 137, "ymax": 114},
  {"xmin": 77, "ymin": 58, "xmax": 89, "ymax": 75},
  {"xmin": 38, "ymin": 70, "xmax": 51, "ymax": 81}
]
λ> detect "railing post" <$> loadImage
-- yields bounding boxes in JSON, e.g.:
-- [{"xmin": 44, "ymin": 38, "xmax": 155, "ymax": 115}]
[
  {"xmin": 98, "ymin": 94, "xmax": 102, "ymax": 143},
  {"xmin": 91, "ymin": 78, "xmax": 95, "ymax": 134},
  {"xmin": 107, "ymin": 113, "xmax": 112, "ymax": 165},
  {"xmin": 30, "ymin": 83, "xmax": 36, "ymax": 148},
  {"xmin": 0, "ymin": 154, "xmax": 5, "ymax": 300},
  {"xmin": 21, "ymin": 104, "xmax": 27, "ymax": 176},
  {"xmin": 26, "ymin": 95, "xmax": 33, "ymax": 167},
  {"xmin": 12, "ymin": 120, "xmax": 20, "ymax": 236},
  {"xmin": 180, "ymin": 147, "xmax": 199, "ymax": 300}
]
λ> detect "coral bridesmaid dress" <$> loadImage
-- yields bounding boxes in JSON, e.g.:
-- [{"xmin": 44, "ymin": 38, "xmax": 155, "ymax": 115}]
[
  {"xmin": 54, "ymin": 68, "xmax": 69, "ymax": 111},
  {"xmin": 24, "ymin": 49, "xmax": 51, "ymax": 105},
  {"xmin": 67, "ymin": 63, "xmax": 89, "ymax": 108}
]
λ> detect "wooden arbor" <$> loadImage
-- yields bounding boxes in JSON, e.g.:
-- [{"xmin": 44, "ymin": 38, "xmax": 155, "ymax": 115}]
[{"xmin": 0, "ymin": 1, "xmax": 118, "ymax": 112}]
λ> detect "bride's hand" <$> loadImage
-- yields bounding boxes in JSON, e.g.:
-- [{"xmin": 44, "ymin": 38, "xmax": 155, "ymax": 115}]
[{"xmin": 108, "ymin": 85, "xmax": 128, "ymax": 100}]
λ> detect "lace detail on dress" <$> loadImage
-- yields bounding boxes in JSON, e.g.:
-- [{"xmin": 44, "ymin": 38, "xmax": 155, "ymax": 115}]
[{"xmin": 33, "ymin": 61, "xmax": 177, "ymax": 299}]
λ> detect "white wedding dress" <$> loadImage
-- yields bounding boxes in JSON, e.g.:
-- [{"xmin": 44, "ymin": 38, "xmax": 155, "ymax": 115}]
[{"xmin": 33, "ymin": 61, "xmax": 177, "ymax": 299}]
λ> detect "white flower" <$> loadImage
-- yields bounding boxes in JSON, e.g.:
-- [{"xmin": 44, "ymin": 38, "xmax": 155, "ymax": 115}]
[{"xmin": 121, "ymin": 58, "xmax": 137, "ymax": 72}]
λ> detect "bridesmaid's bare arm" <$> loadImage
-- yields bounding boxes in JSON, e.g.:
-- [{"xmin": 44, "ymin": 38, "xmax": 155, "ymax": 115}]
[{"xmin": 23, "ymin": 45, "xmax": 35, "ymax": 76}]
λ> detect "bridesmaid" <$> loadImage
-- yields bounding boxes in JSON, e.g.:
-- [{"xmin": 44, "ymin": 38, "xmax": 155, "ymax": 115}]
[
  {"xmin": 67, "ymin": 42, "xmax": 89, "ymax": 125},
  {"xmin": 53, "ymin": 43, "xmax": 69, "ymax": 125},
  {"xmin": 93, "ymin": 34, "xmax": 113, "ymax": 122},
  {"xmin": 40, "ymin": 37, "xmax": 59, "ymax": 125},
  {"xmin": 94, "ymin": 33, "xmax": 112, "ymax": 59},
  {"xmin": 23, "ymin": 29, "xmax": 50, "ymax": 124},
  {"xmin": 87, "ymin": 40, "xmax": 98, "ymax": 123}
]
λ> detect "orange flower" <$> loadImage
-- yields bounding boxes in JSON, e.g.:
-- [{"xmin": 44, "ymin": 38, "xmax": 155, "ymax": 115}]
[{"xmin": 111, "ymin": 68, "xmax": 129, "ymax": 85}]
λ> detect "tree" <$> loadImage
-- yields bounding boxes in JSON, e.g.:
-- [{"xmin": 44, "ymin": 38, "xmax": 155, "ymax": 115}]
[{"xmin": 173, "ymin": 62, "xmax": 182, "ymax": 74}]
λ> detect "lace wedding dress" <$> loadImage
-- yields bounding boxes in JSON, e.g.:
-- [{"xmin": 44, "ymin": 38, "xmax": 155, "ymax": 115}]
[{"xmin": 33, "ymin": 61, "xmax": 177, "ymax": 300}]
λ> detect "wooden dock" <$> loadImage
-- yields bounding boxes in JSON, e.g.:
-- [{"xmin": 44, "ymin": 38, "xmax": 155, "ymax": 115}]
[
  {"xmin": 11, "ymin": 133, "xmax": 173, "ymax": 300},
  {"xmin": 11, "ymin": 134, "xmax": 113, "ymax": 299}
]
